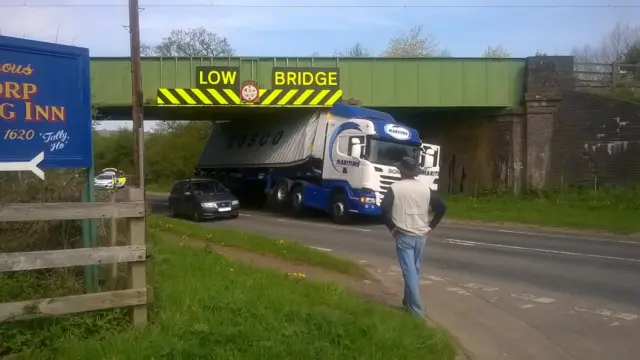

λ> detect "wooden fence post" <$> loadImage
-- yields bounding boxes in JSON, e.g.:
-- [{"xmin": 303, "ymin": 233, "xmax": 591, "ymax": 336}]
[{"xmin": 127, "ymin": 187, "xmax": 147, "ymax": 326}]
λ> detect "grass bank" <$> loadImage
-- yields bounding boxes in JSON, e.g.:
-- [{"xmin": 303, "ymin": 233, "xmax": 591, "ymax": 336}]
[
  {"xmin": 145, "ymin": 183, "xmax": 171, "ymax": 193},
  {"xmin": 148, "ymin": 215, "xmax": 368, "ymax": 278},
  {"xmin": 444, "ymin": 189, "xmax": 639, "ymax": 234},
  {"xmin": 13, "ymin": 232, "xmax": 454, "ymax": 359}
]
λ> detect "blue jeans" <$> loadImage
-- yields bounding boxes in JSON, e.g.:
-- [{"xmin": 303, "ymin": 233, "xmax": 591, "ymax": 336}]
[{"xmin": 395, "ymin": 231, "xmax": 426, "ymax": 317}]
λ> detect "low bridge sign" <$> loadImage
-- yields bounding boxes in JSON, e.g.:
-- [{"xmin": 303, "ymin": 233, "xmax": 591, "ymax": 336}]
[{"xmin": 157, "ymin": 66, "xmax": 343, "ymax": 107}]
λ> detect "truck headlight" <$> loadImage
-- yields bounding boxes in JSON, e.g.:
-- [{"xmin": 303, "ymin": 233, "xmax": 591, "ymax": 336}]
[
  {"xmin": 360, "ymin": 197, "xmax": 376, "ymax": 204},
  {"xmin": 201, "ymin": 202, "xmax": 217, "ymax": 208}
]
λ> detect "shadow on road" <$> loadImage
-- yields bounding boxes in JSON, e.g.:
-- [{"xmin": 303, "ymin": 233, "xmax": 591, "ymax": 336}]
[{"xmin": 146, "ymin": 191, "xmax": 385, "ymax": 227}]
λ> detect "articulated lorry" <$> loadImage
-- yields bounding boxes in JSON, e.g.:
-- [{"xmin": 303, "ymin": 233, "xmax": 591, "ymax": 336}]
[{"xmin": 195, "ymin": 104, "xmax": 440, "ymax": 224}]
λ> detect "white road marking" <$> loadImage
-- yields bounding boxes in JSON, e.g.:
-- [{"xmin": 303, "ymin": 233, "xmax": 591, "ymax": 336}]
[
  {"xmin": 419, "ymin": 280, "xmax": 433, "ymax": 285},
  {"xmin": 574, "ymin": 306, "xmax": 638, "ymax": 321},
  {"xmin": 387, "ymin": 271, "xmax": 397, "ymax": 275},
  {"xmin": 276, "ymin": 218, "xmax": 370, "ymax": 232},
  {"xmin": 444, "ymin": 238, "xmax": 640, "ymax": 263},
  {"xmin": 310, "ymin": 246, "xmax": 332, "ymax": 252},
  {"xmin": 511, "ymin": 293, "xmax": 556, "ymax": 304},
  {"xmin": 497, "ymin": 229, "xmax": 639, "ymax": 245},
  {"xmin": 519, "ymin": 304, "xmax": 536, "ymax": 309},
  {"xmin": 390, "ymin": 265, "xmax": 401, "ymax": 272},
  {"xmin": 462, "ymin": 283, "xmax": 499, "ymax": 292},
  {"xmin": 445, "ymin": 239, "xmax": 476, "ymax": 246},
  {"xmin": 363, "ymin": 280, "xmax": 373, "ymax": 284},
  {"xmin": 610, "ymin": 322, "xmax": 620, "ymax": 326},
  {"xmin": 447, "ymin": 287, "xmax": 472, "ymax": 296},
  {"xmin": 358, "ymin": 260, "xmax": 367, "ymax": 263},
  {"xmin": 424, "ymin": 275, "xmax": 447, "ymax": 281}
]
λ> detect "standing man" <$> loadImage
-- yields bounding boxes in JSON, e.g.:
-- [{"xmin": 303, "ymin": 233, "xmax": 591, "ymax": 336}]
[{"xmin": 380, "ymin": 157, "xmax": 447, "ymax": 317}]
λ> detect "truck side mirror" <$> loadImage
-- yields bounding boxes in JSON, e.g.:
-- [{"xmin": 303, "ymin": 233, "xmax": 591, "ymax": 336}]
[
  {"xmin": 350, "ymin": 138, "xmax": 362, "ymax": 158},
  {"xmin": 424, "ymin": 148, "xmax": 435, "ymax": 168}
]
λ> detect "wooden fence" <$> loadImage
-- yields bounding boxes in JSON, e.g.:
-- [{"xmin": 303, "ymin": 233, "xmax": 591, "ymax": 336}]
[
  {"xmin": 574, "ymin": 62, "xmax": 640, "ymax": 88},
  {"xmin": 0, "ymin": 188, "xmax": 148, "ymax": 326}
]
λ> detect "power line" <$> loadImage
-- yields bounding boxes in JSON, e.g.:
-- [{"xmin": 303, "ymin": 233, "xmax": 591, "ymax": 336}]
[{"xmin": 1, "ymin": 3, "xmax": 639, "ymax": 9}]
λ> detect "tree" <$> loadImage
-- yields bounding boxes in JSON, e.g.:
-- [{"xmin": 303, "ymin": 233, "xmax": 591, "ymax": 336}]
[
  {"xmin": 482, "ymin": 44, "xmax": 510, "ymax": 58},
  {"xmin": 535, "ymin": 50, "xmax": 548, "ymax": 56},
  {"xmin": 381, "ymin": 26, "xmax": 440, "ymax": 57},
  {"xmin": 624, "ymin": 43, "xmax": 640, "ymax": 64},
  {"xmin": 310, "ymin": 51, "xmax": 321, "ymax": 57},
  {"xmin": 141, "ymin": 27, "xmax": 235, "ymax": 57},
  {"xmin": 622, "ymin": 43, "xmax": 640, "ymax": 81},
  {"xmin": 334, "ymin": 42, "xmax": 371, "ymax": 57},
  {"xmin": 572, "ymin": 22, "xmax": 640, "ymax": 63},
  {"xmin": 153, "ymin": 120, "xmax": 188, "ymax": 133}
]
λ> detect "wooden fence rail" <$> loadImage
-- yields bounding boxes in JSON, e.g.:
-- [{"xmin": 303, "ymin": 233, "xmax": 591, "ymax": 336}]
[
  {"xmin": 574, "ymin": 62, "xmax": 640, "ymax": 88},
  {"xmin": 0, "ymin": 188, "xmax": 148, "ymax": 326}
]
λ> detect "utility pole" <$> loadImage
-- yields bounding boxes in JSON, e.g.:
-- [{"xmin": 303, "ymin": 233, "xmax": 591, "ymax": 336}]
[{"xmin": 128, "ymin": 0, "xmax": 144, "ymax": 188}]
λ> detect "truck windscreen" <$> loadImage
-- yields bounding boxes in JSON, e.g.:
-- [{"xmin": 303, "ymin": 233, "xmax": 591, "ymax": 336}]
[{"xmin": 367, "ymin": 139, "xmax": 419, "ymax": 167}]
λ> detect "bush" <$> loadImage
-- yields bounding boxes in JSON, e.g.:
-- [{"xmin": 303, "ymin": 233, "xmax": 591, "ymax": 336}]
[{"xmin": 93, "ymin": 121, "xmax": 212, "ymax": 186}]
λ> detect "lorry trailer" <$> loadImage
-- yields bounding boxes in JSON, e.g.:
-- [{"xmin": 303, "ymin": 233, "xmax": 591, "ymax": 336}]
[{"xmin": 195, "ymin": 104, "xmax": 440, "ymax": 224}]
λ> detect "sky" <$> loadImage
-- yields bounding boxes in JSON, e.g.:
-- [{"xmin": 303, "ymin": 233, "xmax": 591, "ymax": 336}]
[{"xmin": 1, "ymin": 0, "xmax": 638, "ymax": 130}]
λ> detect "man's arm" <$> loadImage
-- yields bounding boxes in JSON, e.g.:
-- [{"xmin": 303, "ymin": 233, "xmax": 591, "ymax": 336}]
[
  {"xmin": 428, "ymin": 190, "xmax": 447, "ymax": 230},
  {"xmin": 380, "ymin": 188, "xmax": 396, "ymax": 232}
]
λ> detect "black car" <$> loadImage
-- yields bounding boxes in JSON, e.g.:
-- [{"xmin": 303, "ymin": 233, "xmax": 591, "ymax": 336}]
[{"xmin": 168, "ymin": 178, "xmax": 240, "ymax": 222}]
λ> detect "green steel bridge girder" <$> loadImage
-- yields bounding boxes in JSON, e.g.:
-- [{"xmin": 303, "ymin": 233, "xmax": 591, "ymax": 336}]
[{"xmin": 90, "ymin": 57, "xmax": 526, "ymax": 108}]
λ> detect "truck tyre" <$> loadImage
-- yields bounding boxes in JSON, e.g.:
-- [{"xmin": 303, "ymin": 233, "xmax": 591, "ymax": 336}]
[
  {"xmin": 273, "ymin": 180, "xmax": 291, "ymax": 211},
  {"xmin": 289, "ymin": 185, "xmax": 306, "ymax": 217},
  {"xmin": 329, "ymin": 193, "xmax": 351, "ymax": 224}
]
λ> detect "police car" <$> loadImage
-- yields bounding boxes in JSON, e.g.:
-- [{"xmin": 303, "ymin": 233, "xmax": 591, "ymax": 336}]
[{"xmin": 95, "ymin": 168, "xmax": 126, "ymax": 189}]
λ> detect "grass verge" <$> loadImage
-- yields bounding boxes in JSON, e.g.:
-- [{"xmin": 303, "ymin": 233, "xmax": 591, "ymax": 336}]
[
  {"xmin": 444, "ymin": 189, "xmax": 639, "ymax": 234},
  {"xmin": 17, "ymin": 231, "xmax": 454, "ymax": 360},
  {"xmin": 145, "ymin": 183, "xmax": 171, "ymax": 193},
  {"xmin": 148, "ymin": 215, "xmax": 368, "ymax": 278}
]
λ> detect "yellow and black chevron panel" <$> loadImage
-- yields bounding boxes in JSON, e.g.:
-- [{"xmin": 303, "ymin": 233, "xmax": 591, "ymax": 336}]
[
  {"xmin": 257, "ymin": 88, "xmax": 342, "ymax": 106},
  {"xmin": 157, "ymin": 88, "xmax": 241, "ymax": 105},
  {"xmin": 157, "ymin": 88, "xmax": 343, "ymax": 106}
]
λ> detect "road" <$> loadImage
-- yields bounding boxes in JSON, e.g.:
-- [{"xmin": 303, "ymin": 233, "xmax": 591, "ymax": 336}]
[{"xmin": 148, "ymin": 193, "xmax": 640, "ymax": 360}]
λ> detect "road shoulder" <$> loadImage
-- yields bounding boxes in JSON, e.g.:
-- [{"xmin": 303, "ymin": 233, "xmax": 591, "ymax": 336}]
[{"xmin": 368, "ymin": 258, "xmax": 574, "ymax": 360}]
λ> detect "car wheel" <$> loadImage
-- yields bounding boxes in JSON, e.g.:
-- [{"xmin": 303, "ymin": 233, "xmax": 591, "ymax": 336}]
[
  {"xmin": 230, "ymin": 214, "xmax": 239, "ymax": 219},
  {"xmin": 329, "ymin": 193, "xmax": 351, "ymax": 225},
  {"xmin": 192, "ymin": 208, "xmax": 202, "ymax": 222},
  {"xmin": 168, "ymin": 204, "xmax": 177, "ymax": 218}
]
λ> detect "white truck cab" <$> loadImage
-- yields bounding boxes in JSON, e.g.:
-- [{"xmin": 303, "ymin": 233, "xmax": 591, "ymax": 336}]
[{"xmin": 320, "ymin": 105, "xmax": 440, "ymax": 214}]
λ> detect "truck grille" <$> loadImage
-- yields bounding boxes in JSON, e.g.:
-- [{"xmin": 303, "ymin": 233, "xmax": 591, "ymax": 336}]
[{"xmin": 379, "ymin": 174, "xmax": 400, "ymax": 194}]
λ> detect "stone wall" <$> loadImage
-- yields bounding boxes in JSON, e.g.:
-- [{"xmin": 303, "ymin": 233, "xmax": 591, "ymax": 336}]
[
  {"xmin": 550, "ymin": 91, "xmax": 640, "ymax": 187},
  {"xmin": 524, "ymin": 55, "xmax": 640, "ymax": 189},
  {"xmin": 524, "ymin": 56, "xmax": 575, "ymax": 189}
]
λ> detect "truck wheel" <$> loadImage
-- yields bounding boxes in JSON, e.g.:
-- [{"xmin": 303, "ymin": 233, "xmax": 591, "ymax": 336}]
[
  {"xmin": 273, "ymin": 181, "xmax": 290, "ymax": 211},
  {"xmin": 329, "ymin": 193, "xmax": 351, "ymax": 224},
  {"xmin": 289, "ymin": 185, "xmax": 305, "ymax": 217}
]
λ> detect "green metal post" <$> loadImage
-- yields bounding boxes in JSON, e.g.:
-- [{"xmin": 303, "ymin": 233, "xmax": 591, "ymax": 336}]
[{"xmin": 82, "ymin": 164, "xmax": 99, "ymax": 292}]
